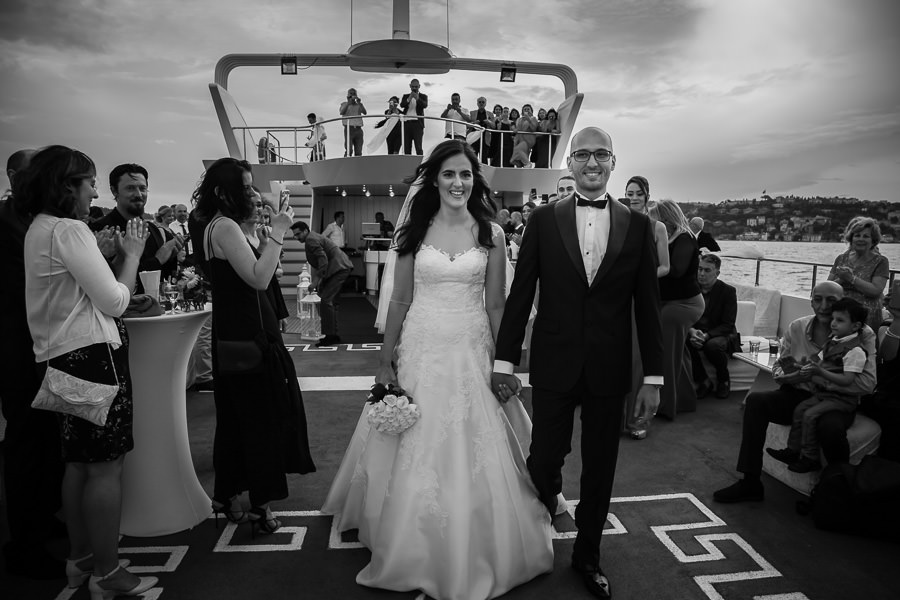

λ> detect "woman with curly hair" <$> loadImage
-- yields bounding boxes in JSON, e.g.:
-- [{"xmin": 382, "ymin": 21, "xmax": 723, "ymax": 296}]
[
  {"xmin": 828, "ymin": 216, "xmax": 890, "ymax": 329},
  {"xmin": 324, "ymin": 140, "xmax": 553, "ymax": 600}
]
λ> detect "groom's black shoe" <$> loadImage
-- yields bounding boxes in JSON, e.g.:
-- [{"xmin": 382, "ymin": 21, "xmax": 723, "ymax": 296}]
[{"xmin": 572, "ymin": 559, "xmax": 611, "ymax": 599}]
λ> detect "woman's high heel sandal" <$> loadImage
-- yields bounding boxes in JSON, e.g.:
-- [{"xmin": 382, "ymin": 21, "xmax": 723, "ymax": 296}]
[
  {"xmin": 88, "ymin": 565, "xmax": 157, "ymax": 600},
  {"xmin": 249, "ymin": 506, "xmax": 281, "ymax": 537},
  {"xmin": 211, "ymin": 496, "xmax": 248, "ymax": 527},
  {"xmin": 66, "ymin": 555, "xmax": 131, "ymax": 588}
]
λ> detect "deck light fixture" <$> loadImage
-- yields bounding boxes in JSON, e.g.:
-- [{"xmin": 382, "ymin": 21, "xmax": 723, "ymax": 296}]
[
  {"xmin": 280, "ymin": 57, "xmax": 298, "ymax": 75},
  {"xmin": 500, "ymin": 64, "xmax": 516, "ymax": 82},
  {"xmin": 341, "ymin": 189, "xmax": 347, "ymax": 197}
]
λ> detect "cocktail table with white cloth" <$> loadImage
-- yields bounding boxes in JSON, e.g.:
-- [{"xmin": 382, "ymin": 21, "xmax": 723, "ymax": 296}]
[
  {"xmin": 121, "ymin": 309, "xmax": 211, "ymax": 536},
  {"xmin": 733, "ymin": 341, "xmax": 881, "ymax": 496}
]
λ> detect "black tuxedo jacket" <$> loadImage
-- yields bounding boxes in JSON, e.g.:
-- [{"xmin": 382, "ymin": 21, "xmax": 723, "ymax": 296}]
[
  {"xmin": 400, "ymin": 92, "xmax": 428, "ymax": 119},
  {"xmin": 495, "ymin": 194, "xmax": 663, "ymax": 396},
  {"xmin": 696, "ymin": 279, "xmax": 740, "ymax": 351}
]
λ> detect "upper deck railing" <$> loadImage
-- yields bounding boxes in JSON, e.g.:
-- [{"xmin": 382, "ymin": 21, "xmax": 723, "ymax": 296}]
[{"xmin": 239, "ymin": 114, "xmax": 561, "ymax": 167}]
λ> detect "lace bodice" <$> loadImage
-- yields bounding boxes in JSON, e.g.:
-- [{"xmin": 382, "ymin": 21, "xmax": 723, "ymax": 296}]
[{"xmin": 411, "ymin": 244, "xmax": 489, "ymax": 314}]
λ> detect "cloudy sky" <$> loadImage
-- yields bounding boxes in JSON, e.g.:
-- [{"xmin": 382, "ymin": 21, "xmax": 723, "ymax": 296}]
[{"xmin": 2, "ymin": 0, "xmax": 898, "ymax": 211}]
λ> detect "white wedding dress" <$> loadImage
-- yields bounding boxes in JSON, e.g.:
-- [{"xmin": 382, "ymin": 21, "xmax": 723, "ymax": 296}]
[{"xmin": 322, "ymin": 243, "xmax": 554, "ymax": 600}]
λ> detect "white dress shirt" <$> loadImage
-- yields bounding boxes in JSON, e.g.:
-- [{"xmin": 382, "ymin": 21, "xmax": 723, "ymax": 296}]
[{"xmin": 322, "ymin": 222, "xmax": 345, "ymax": 248}]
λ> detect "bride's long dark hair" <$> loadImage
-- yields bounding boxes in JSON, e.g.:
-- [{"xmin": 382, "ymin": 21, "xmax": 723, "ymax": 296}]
[{"xmin": 394, "ymin": 140, "xmax": 496, "ymax": 256}]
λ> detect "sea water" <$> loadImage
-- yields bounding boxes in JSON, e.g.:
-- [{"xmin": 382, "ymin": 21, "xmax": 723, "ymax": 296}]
[{"xmin": 717, "ymin": 241, "xmax": 900, "ymax": 297}]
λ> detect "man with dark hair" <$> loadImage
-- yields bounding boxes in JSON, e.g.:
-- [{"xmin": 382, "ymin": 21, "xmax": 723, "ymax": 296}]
[
  {"xmin": 557, "ymin": 175, "xmax": 576, "ymax": 201},
  {"xmin": 339, "ymin": 88, "xmax": 367, "ymax": 157},
  {"xmin": 1, "ymin": 148, "xmax": 67, "ymax": 579},
  {"xmin": 400, "ymin": 78, "xmax": 428, "ymax": 155},
  {"xmin": 323, "ymin": 210, "xmax": 346, "ymax": 248},
  {"xmin": 441, "ymin": 92, "xmax": 470, "ymax": 140},
  {"xmin": 689, "ymin": 253, "xmax": 740, "ymax": 399},
  {"xmin": 713, "ymin": 280, "xmax": 877, "ymax": 503},
  {"xmin": 90, "ymin": 163, "xmax": 183, "ymax": 291},
  {"xmin": 290, "ymin": 221, "xmax": 353, "ymax": 347}
]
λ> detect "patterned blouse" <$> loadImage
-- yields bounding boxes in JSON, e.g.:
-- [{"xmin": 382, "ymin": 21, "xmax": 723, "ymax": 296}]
[{"xmin": 829, "ymin": 249, "xmax": 890, "ymax": 329}]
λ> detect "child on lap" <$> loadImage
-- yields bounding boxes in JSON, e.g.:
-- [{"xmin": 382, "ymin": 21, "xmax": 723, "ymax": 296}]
[{"xmin": 767, "ymin": 298, "xmax": 869, "ymax": 473}]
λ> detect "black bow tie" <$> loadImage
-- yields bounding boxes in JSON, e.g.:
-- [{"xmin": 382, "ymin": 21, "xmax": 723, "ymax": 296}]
[{"xmin": 576, "ymin": 196, "xmax": 608, "ymax": 209}]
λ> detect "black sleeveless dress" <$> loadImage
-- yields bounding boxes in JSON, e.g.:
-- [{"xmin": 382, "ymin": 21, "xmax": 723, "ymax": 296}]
[{"xmin": 207, "ymin": 219, "xmax": 314, "ymax": 506}]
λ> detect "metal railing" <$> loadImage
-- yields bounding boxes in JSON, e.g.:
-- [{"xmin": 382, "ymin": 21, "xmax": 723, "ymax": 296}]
[
  {"xmin": 234, "ymin": 115, "xmax": 561, "ymax": 167},
  {"xmin": 719, "ymin": 253, "xmax": 898, "ymax": 292}
]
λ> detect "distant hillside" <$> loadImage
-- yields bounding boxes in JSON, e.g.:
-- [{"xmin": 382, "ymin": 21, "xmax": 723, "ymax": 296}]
[{"xmin": 678, "ymin": 195, "xmax": 900, "ymax": 243}]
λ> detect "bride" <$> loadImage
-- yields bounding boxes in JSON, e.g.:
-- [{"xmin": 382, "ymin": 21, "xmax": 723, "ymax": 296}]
[{"xmin": 322, "ymin": 140, "xmax": 554, "ymax": 600}]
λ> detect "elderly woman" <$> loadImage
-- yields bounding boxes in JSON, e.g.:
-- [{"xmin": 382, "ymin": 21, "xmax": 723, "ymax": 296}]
[
  {"xmin": 828, "ymin": 216, "xmax": 890, "ymax": 329},
  {"xmin": 193, "ymin": 158, "xmax": 314, "ymax": 536},
  {"xmin": 20, "ymin": 146, "xmax": 157, "ymax": 598},
  {"xmin": 654, "ymin": 199, "xmax": 705, "ymax": 421}
]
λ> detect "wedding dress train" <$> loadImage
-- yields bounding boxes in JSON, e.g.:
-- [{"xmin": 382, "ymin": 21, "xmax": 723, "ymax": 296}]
[{"xmin": 322, "ymin": 244, "xmax": 553, "ymax": 600}]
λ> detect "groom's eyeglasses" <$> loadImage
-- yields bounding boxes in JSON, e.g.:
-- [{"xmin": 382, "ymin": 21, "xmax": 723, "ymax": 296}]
[{"xmin": 570, "ymin": 150, "xmax": 613, "ymax": 163}]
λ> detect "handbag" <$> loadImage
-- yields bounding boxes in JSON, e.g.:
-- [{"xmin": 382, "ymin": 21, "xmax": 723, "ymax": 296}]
[
  {"xmin": 207, "ymin": 216, "xmax": 267, "ymax": 376},
  {"xmin": 32, "ymin": 358, "xmax": 119, "ymax": 427},
  {"xmin": 31, "ymin": 222, "xmax": 119, "ymax": 426}
]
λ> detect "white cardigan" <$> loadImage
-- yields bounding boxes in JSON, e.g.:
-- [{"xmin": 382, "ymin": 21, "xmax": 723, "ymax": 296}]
[{"xmin": 25, "ymin": 214, "xmax": 131, "ymax": 361}]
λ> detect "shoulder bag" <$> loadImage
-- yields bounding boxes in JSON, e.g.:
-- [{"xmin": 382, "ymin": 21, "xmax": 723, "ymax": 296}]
[{"xmin": 205, "ymin": 216, "xmax": 266, "ymax": 375}]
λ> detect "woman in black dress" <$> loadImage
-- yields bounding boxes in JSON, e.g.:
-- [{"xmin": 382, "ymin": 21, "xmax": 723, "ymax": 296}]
[{"xmin": 193, "ymin": 158, "xmax": 314, "ymax": 534}]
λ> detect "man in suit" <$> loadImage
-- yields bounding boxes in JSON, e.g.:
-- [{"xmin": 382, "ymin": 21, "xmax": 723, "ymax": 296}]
[
  {"xmin": 400, "ymin": 78, "xmax": 428, "ymax": 155},
  {"xmin": 90, "ymin": 163, "xmax": 183, "ymax": 292},
  {"xmin": 688, "ymin": 253, "xmax": 739, "ymax": 399},
  {"xmin": 290, "ymin": 221, "xmax": 353, "ymax": 347},
  {"xmin": 492, "ymin": 127, "xmax": 664, "ymax": 599}
]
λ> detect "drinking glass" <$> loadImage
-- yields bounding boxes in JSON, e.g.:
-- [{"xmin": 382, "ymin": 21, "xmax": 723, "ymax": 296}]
[
  {"xmin": 748, "ymin": 340, "xmax": 761, "ymax": 356},
  {"xmin": 163, "ymin": 284, "xmax": 180, "ymax": 315}
]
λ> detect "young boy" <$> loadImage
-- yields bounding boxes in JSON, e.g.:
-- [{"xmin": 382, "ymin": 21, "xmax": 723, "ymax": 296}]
[
  {"xmin": 766, "ymin": 297, "xmax": 869, "ymax": 473},
  {"xmin": 305, "ymin": 113, "xmax": 327, "ymax": 161}
]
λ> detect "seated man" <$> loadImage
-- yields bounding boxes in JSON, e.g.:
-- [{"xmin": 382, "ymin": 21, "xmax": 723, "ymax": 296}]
[
  {"xmin": 688, "ymin": 253, "xmax": 740, "ymax": 399},
  {"xmin": 713, "ymin": 280, "xmax": 877, "ymax": 503}
]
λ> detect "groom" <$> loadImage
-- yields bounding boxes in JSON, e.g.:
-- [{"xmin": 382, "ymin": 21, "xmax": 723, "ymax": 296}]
[{"xmin": 492, "ymin": 127, "xmax": 663, "ymax": 599}]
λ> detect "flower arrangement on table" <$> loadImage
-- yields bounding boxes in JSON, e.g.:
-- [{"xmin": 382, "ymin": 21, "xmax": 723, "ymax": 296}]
[
  {"xmin": 366, "ymin": 383, "xmax": 419, "ymax": 435},
  {"xmin": 175, "ymin": 266, "xmax": 211, "ymax": 309}
]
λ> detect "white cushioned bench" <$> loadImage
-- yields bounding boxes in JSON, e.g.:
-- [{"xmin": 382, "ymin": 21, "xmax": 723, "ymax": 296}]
[{"xmin": 762, "ymin": 414, "xmax": 882, "ymax": 496}]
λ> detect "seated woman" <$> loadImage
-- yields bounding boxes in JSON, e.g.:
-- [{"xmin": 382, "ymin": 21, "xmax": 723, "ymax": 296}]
[
  {"xmin": 828, "ymin": 216, "xmax": 889, "ymax": 330},
  {"xmin": 510, "ymin": 104, "xmax": 538, "ymax": 168}
]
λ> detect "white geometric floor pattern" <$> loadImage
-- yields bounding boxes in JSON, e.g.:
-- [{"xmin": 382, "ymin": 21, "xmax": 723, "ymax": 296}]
[{"xmin": 54, "ymin": 494, "xmax": 809, "ymax": 600}]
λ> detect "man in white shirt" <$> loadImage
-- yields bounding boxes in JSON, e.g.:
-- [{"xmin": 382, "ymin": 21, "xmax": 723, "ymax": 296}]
[
  {"xmin": 168, "ymin": 203, "xmax": 191, "ymax": 255},
  {"xmin": 492, "ymin": 127, "xmax": 663, "ymax": 600},
  {"xmin": 322, "ymin": 211, "xmax": 346, "ymax": 248},
  {"xmin": 441, "ymin": 93, "xmax": 470, "ymax": 140}
]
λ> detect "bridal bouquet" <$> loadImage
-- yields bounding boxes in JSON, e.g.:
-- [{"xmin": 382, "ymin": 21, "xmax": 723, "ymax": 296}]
[{"xmin": 366, "ymin": 383, "xmax": 419, "ymax": 435}]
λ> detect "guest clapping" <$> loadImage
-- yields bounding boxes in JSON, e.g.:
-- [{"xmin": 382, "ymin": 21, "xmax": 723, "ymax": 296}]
[
  {"xmin": 20, "ymin": 146, "xmax": 157, "ymax": 598},
  {"xmin": 828, "ymin": 216, "xmax": 889, "ymax": 329}
]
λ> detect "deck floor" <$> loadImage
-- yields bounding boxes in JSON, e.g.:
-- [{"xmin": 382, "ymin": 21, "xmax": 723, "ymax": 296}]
[{"xmin": 2, "ymin": 333, "xmax": 898, "ymax": 600}]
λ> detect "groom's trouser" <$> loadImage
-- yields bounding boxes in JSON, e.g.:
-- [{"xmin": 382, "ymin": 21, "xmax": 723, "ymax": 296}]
[{"xmin": 527, "ymin": 378, "xmax": 625, "ymax": 568}]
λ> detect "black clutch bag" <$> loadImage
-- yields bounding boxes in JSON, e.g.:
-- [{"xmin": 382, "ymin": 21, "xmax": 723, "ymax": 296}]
[{"xmin": 217, "ymin": 337, "xmax": 264, "ymax": 375}]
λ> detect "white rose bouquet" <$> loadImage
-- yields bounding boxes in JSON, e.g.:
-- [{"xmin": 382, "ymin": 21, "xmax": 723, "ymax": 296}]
[{"xmin": 366, "ymin": 383, "xmax": 419, "ymax": 435}]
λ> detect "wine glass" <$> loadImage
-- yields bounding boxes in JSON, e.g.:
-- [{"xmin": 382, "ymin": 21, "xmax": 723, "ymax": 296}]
[{"xmin": 163, "ymin": 283, "xmax": 180, "ymax": 314}]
